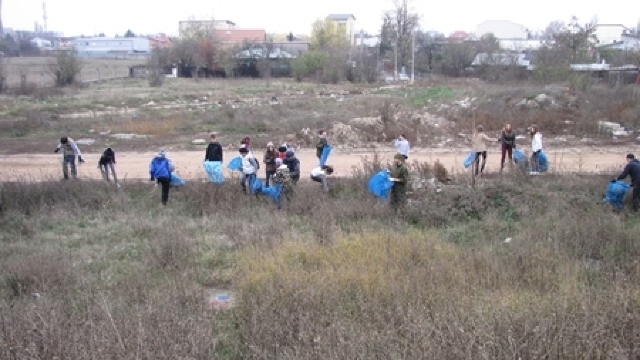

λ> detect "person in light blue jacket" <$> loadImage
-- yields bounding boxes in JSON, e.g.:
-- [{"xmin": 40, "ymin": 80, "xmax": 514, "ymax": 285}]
[{"xmin": 149, "ymin": 149, "xmax": 174, "ymax": 205}]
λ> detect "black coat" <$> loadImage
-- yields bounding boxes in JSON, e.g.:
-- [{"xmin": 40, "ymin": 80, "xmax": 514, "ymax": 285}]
[
  {"xmin": 205, "ymin": 142, "xmax": 223, "ymax": 162},
  {"xmin": 617, "ymin": 159, "xmax": 640, "ymax": 186}
]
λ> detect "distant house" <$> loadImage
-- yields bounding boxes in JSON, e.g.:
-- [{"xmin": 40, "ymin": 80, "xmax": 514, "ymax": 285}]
[
  {"xmin": 597, "ymin": 31, "xmax": 640, "ymax": 52},
  {"xmin": 179, "ymin": 19, "xmax": 236, "ymax": 37},
  {"xmin": 594, "ymin": 24, "xmax": 633, "ymax": 46},
  {"xmin": 447, "ymin": 31, "xmax": 470, "ymax": 42},
  {"xmin": 214, "ymin": 29, "xmax": 266, "ymax": 47},
  {"xmin": 30, "ymin": 37, "xmax": 53, "ymax": 49},
  {"xmin": 271, "ymin": 41, "xmax": 310, "ymax": 56},
  {"xmin": 476, "ymin": 20, "xmax": 528, "ymax": 40},
  {"xmin": 73, "ymin": 37, "xmax": 150, "ymax": 58},
  {"xmin": 148, "ymin": 33, "xmax": 172, "ymax": 49},
  {"xmin": 326, "ymin": 14, "xmax": 356, "ymax": 45},
  {"xmin": 354, "ymin": 34, "xmax": 380, "ymax": 48}
]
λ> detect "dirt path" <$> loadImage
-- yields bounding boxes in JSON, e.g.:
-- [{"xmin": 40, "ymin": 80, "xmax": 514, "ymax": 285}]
[{"xmin": 0, "ymin": 146, "xmax": 637, "ymax": 182}]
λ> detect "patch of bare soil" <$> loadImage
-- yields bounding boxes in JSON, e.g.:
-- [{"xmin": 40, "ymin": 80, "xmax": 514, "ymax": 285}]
[{"xmin": 0, "ymin": 145, "xmax": 636, "ymax": 182}]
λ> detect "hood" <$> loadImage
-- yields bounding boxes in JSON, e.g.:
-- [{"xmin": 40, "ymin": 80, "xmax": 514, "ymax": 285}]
[
  {"xmin": 285, "ymin": 150, "xmax": 295, "ymax": 159},
  {"xmin": 156, "ymin": 149, "xmax": 167, "ymax": 158}
]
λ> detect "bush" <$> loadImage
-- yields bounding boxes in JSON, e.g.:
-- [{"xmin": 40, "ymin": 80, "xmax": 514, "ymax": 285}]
[{"xmin": 48, "ymin": 50, "xmax": 83, "ymax": 87}]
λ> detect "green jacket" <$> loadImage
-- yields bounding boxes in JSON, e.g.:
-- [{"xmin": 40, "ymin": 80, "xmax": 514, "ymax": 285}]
[
  {"xmin": 316, "ymin": 137, "xmax": 327, "ymax": 158},
  {"xmin": 390, "ymin": 164, "xmax": 409, "ymax": 191}
]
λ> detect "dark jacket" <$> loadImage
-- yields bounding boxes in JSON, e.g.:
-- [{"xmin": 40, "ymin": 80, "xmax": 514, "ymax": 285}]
[
  {"xmin": 617, "ymin": 159, "xmax": 640, "ymax": 186},
  {"xmin": 316, "ymin": 137, "xmax": 327, "ymax": 158},
  {"xmin": 500, "ymin": 131, "xmax": 516, "ymax": 149},
  {"xmin": 205, "ymin": 141, "xmax": 223, "ymax": 162},
  {"xmin": 263, "ymin": 150, "xmax": 278, "ymax": 172},
  {"xmin": 284, "ymin": 157, "xmax": 300, "ymax": 180},
  {"xmin": 99, "ymin": 147, "xmax": 116, "ymax": 165},
  {"xmin": 390, "ymin": 164, "xmax": 409, "ymax": 192}
]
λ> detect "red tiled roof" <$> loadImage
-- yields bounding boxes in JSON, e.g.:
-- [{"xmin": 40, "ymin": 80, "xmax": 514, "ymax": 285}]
[
  {"xmin": 214, "ymin": 29, "xmax": 266, "ymax": 45},
  {"xmin": 449, "ymin": 31, "xmax": 469, "ymax": 39}
]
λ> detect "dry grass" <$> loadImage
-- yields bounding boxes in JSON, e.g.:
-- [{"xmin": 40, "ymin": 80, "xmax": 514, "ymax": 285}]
[
  {"xmin": 1, "ymin": 160, "xmax": 639, "ymax": 358},
  {"xmin": 112, "ymin": 114, "xmax": 190, "ymax": 136}
]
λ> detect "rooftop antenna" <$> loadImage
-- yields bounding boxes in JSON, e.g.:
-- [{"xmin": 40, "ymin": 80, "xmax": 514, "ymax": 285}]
[{"xmin": 42, "ymin": 2, "xmax": 48, "ymax": 32}]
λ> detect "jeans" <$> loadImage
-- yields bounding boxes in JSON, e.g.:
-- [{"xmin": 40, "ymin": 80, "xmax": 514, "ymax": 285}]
[
  {"xmin": 310, "ymin": 174, "xmax": 329, "ymax": 191},
  {"xmin": 157, "ymin": 177, "xmax": 171, "ymax": 205},
  {"xmin": 100, "ymin": 162, "xmax": 117, "ymax": 182},
  {"xmin": 241, "ymin": 173, "xmax": 257, "ymax": 193},
  {"xmin": 530, "ymin": 151, "xmax": 540, "ymax": 172},
  {"xmin": 265, "ymin": 170, "xmax": 276, "ymax": 187},
  {"xmin": 474, "ymin": 151, "xmax": 487, "ymax": 176},
  {"xmin": 62, "ymin": 155, "xmax": 77, "ymax": 179},
  {"xmin": 500, "ymin": 145, "xmax": 513, "ymax": 169}
]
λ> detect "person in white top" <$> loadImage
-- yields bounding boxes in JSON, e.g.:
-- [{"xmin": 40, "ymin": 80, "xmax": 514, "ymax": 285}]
[
  {"xmin": 529, "ymin": 124, "xmax": 543, "ymax": 175},
  {"xmin": 239, "ymin": 145, "xmax": 258, "ymax": 194},
  {"xmin": 310, "ymin": 165, "xmax": 334, "ymax": 192},
  {"xmin": 394, "ymin": 134, "xmax": 410, "ymax": 160}
]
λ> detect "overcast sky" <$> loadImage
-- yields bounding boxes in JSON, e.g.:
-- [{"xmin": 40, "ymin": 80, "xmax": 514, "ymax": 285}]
[{"xmin": 5, "ymin": 0, "xmax": 639, "ymax": 37}]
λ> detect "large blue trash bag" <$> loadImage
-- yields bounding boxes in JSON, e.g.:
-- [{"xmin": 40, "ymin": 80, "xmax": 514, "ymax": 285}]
[
  {"xmin": 513, "ymin": 149, "xmax": 526, "ymax": 164},
  {"xmin": 463, "ymin": 152, "xmax": 475, "ymax": 169},
  {"xmin": 261, "ymin": 184, "xmax": 281, "ymax": 202},
  {"xmin": 170, "ymin": 174, "xmax": 186, "ymax": 187},
  {"xmin": 537, "ymin": 152, "xmax": 549, "ymax": 173},
  {"xmin": 203, "ymin": 161, "xmax": 225, "ymax": 184},
  {"xmin": 227, "ymin": 156, "xmax": 243, "ymax": 172},
  {"xmin": 368, "ymin": 170, "xmax": 394, "ymax": 201},
  {"xmin": 250, "ymin": 176, "xmax": 263, "ymax": 194},
  {"xmin": 604, "ymin": 181, "xmax": 630, "ymax": 210},
  {"xmin": 319, "ymin": 146, "xmax": 332, "ymax": 167}
]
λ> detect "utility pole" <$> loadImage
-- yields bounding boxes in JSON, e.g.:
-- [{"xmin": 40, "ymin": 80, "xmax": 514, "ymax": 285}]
[
  {"xmin": 411, "ymin": 31, "xmax": 416, "ymax": 82},
  {"xmin": 394, "ymin": 41, "xmax": 398, "ymax": 80}
]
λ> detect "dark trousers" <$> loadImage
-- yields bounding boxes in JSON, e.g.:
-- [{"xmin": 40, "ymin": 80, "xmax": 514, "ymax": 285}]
[
  {"xmin": 241, "ymin": 173, "xmax": 257, "ymax": 193},
  {"xmin": 474, "ymin": 151, "xmax": 487, "ymax": 176},
  {"xmin": 530, "ymin": 151, "xmax": 540, "ymax": 172},
  {"xmin": 390, "ymin": 188, "xmax": 407, "ymax": 212},
  {"xmin": 276, "ymin": 187, "xmax": 292, "ymax": 210},
  {"xmin": 633, "ymin": 186, "xmax": 640, "ymax": 212},
  {"xmin": 157, "ymin": 177, "xmax": 170, "ymax": 205},
  {"xmin": 500, "ymin": 145, "xmax": 513, "ymax": 169},
  {"xmin": 265, "ymin": 170, "xmax": 276, "ymax": 187},
  {"xmin": 62, "ymin": 155, "xmax": 77, "ymax": 179}
]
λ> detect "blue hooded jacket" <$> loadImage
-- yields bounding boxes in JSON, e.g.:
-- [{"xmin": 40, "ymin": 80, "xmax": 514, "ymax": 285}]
[{"xmin": 150, "ymin": 152, "xmax": 172, "ymax": 180}]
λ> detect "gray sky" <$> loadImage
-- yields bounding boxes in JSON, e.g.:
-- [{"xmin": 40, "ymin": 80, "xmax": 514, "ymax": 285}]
[{"xmin": 6, "ymin": 0, "xmax": 639, "ymax": 37}]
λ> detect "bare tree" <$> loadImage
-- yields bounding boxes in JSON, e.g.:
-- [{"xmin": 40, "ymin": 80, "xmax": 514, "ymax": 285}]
[
  {"xmin": 48, "ymin": 50, "xmax": 83, "ymax": 87},
  {"xmin": 380, "ymin": 0, "xmax": 421, "ymax": 75}
]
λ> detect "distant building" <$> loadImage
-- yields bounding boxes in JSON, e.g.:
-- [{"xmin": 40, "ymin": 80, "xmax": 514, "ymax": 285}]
[
  {"xmin": 598, "ymin": 32, "xmax": 640, "ymax": 52},
  {"xmin": 353, "ymin": 34, "xmax": 380, "ymax": 48},
  {"xmin": 214, "ymin": 29, "xmax": 266, "ymax": 47},
  {"xmin": 30, "ymin": 37, "xmax": 53, "ymax": 49},
  {"xmin": 594, "ymin": 24, "xmax": 633, "ymax": 46},
  {"xmin": 326, "ymin": 14, "xmax": 356, "ymax": 45},
  {"xmin": 73, "ymin": 37, "xmax": 150, "ymax": 58},
  {"xmin": 179, "ymin": 19, "xmax": 236, "ymax": 37},
  {"xmin": 271, "ymin": 41, "xmax": 310, "ymax": 56},
  {"xmin": 476, "ymin": 20, "xmax": 528, "ymax": 40},
  {"xmin": 148, "ymin": 33, "xmax": 172, "ymax": 49},
  {"xmin": 447, "ymin": 31, "xmax": 470, "ymax": 42}
]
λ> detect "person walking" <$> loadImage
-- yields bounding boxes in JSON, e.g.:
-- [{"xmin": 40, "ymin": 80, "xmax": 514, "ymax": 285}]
[
  {"xmin": 499, "ymin": 123, "xmax": 517, "ymax": 172},
  {"xmin": 472, "ymin": 125, "xmax": 498, "ymax": 177},
  {"xmin": 54, "ymin": 137, "xmax": 85, "ymax": 180},
  {"xmin": 149, "ymin": 149, "xmax": 175, "ymax": 205},
  {"xmin": 394, "ymin": 134, "xmax": 410, "ymax": 160},
  {"xmin": 529, "ymin": 124, "xmax": 543, "ymax": 175},
  {"xmin": 389, "ymin": 154, "xmax": 410, "ymax": 212},
  {"xmin": 263, "ymin": 142, "xmax": 278, "ymax": 187},
  {"xmin": 205, "ymin": 133, "xmax": 223, "ymax": 162},
  {"xmin": 615, "ymin": 153, "xmax": 640, "ymax": 212},
  {"xmin": 273, "ymin": 159, "xmax": 293, "ymax": 210},
  {"xmin": 98, "ymin": 147, "xmax": 118, "ymax": 186}
]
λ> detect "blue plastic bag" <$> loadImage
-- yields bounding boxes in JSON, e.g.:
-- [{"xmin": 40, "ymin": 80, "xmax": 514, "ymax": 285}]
[
  {"xmin": 604, "ymin": 181, "xmax": 630, "ymax": 210},
  {"xmin": 170, "ymin": 174, "xmax": 186, "ymax": 187},
  {"xmin": 261, "ymin": 184, "xmax": 282, "ymax": 202},
  {"xmin": 513, "ymin": 149, "xmax": 526, "ymax": 164},
  {"xmin": 227, "ymin": 156, "xmax": 242, "ymax": 172},
  {"xmin": 368, "ymin": 170, "xmax": 394, "ymax": 201},
  {"xmin": 203, "ymin": 161, "xmax": 224, "ymax": 184},
  {"xmin": 537, "ymin": 152, "xmax": 549, "ymax": 173},
  {"xmin": 463, "ymin": 152, "xmax": 475, "ymax": 169},
  {"xmin": 250, "ymin": 177, "xmax": 263, "ymax": 194},
  {"xmin": 319, "ymin": 146, "xmax": 332, "ymax": 167}
]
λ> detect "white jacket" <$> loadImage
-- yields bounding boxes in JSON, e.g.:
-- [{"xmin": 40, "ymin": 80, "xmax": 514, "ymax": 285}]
[
  {"xmin": 241, "ymin": 154, "xmax": 257, "ymax": 174},
  {"xmin": 310, "ymin": 166, "xmax": 325, "ymax": 177},
  {"xmin": 531, "ymin": 133, "xmax": 543, "ymax": 152},
  {"xmin": 394, "ymin": 139, "xmax": 410, "ymax": 157}
]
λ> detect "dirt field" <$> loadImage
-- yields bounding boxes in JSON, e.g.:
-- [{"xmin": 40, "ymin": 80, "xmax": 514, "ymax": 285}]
[
  {"xmin": 2, "ymin": 56, "xmax": 146, "ymax": 87},
  {"xmin": 0, "ymin": 145, "xmax": 636, "ymax": 182}
]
